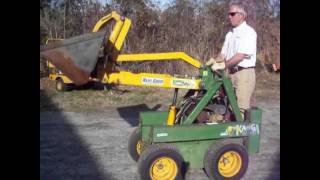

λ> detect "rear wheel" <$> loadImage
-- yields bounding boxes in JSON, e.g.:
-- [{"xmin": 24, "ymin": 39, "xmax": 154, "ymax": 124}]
[
  {"xmin": 204, "ymin": 141, "xmax": 248, "ymax": 180},
  {"xmin": 128, "ymin": 127, "xmax": 143, "ymax": 161},
  {"xmin": 138, "ymin": 144, "xmax": 185, "ymax": 180}
]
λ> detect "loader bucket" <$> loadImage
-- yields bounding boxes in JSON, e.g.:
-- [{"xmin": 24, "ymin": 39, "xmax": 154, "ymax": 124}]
[{"xmin": 40, "ymin": 31, "xmax": 106, "ymax": 85}]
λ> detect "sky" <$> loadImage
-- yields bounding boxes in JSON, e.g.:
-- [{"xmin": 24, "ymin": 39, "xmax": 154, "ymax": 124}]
[
  {"xmin": 151, "ymin": 0, "xmax": 174, "ymax": 10},
  {"xmin": 96, "ymin": 0, "xmax": 174, "ymax": 11}
]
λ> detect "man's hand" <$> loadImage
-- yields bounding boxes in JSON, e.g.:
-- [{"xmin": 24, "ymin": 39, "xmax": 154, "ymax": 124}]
[
  {"xmin": 211, "ymin": 61, "xmax": 225, "ymax": 71},
  {"xmin": 206, "ymin": 55, "xmax": 225, "ymax": 66},
  {"xmin": 205, "ymin": 57, "xmax": 216, "ymax": 66},
  {"xmin": 215, "ymin": 55, "xmax": 225, "ymax": 63},
  {"xmin": 205, "ymin": 56, "xmax": 225, "ymax": 70}
]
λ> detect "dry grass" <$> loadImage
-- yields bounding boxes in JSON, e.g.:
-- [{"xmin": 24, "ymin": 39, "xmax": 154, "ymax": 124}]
[
  {"xmin": 254, "ymin": 72, "xmax": 280, "ymax": 101},
  {"xmin": 40, "ymin": 72, "xmax": 279, "ymax": 112},
  {"xmin": 40, "ymin": 78, "xmax": 189, "ymax": 111}
]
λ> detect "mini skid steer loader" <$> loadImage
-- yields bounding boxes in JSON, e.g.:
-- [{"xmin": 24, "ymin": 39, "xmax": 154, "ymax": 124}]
[{"xmin": 40, "ymin": 11, "xmax": 262, "ymax": 180}]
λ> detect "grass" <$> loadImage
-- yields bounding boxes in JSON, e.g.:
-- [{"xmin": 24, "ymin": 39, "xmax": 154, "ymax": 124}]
[
  {"xmin": 40, "ymin": 72, "xmax": 279, "ymax": 112},
  {"xmin": 254, "ymin": 72, "xmax": 280, "ymax": 101},
  {"xmin": 40, "ymin": 80, "xmax": 175, "ymax": 112}
]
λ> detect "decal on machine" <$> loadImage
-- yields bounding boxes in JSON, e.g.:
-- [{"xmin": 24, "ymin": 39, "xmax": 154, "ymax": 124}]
[
  {"xmin": 142, "ymin": 77, "xmax": 164, "ymax": 85},
  {"xmin": 220, "ymin": 124, "xmax": 260, "ymax": 136},
  {"xmin": 203, "ymin": 71, "xmax": 208, "ymax": 76},
  {"xmin": 171, "ymin": 79, "xmax": 196, "ymax": 88},
  {"xmin": 156, "ymin": 133, "xmax": 168, "ymax": 137}
]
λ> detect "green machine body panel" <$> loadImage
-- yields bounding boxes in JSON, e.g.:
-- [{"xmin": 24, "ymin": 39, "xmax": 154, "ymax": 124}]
[{"xmin": 138, "ymin": 67, "xmax": 262, "ymax": 169}]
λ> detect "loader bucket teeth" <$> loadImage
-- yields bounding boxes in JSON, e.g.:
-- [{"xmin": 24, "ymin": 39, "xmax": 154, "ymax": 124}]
[{"xmin": 40, "ymin": 31, "xmax": 106, "ymax": 85}]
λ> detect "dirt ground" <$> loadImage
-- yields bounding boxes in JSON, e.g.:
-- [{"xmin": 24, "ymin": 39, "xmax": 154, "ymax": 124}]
[{"xmin": 40, "ymin": 99, "xmax": 279, "ymax": 180}]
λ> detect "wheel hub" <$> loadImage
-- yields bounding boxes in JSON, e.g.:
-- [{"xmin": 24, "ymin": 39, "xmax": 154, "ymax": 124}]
[
  {"xmin": 136, "ymin": 140, "xmax": 143, "ymax": 155},
  {"xmin": 57, "ymin": 82, "xmax": 62, "ymax": 90},
  {"xmin": 218, "ymin": 151, "xmax": 242, "ymax": 177},
  {"xmin": 149, "ymin": 157, "xmax": 177, "ymax": 180}
]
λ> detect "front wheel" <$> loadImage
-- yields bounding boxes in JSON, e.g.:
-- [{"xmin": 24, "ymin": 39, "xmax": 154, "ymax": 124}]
[
  {"xmin": 138, "ymin": 144, "xmax": 185, "ymax": 180},
  {"xmin": 204, "ymin": 141, "xmax": 249, "ymax": 180}
]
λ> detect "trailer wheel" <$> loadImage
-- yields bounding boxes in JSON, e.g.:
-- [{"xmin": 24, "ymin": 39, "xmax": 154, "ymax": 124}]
[
  {"xmin": 56, "ymin": 78, "xmax": 65, "ymax": 91},
  {"xmin": 138, "ymin": 144, "xmax": 185, "ymax": 180},
  {"xmin": 128, "ymin": 127, "xmax": 144, "ymax": 161},
  {"xmin": 56, "ymin": 78, "xmax": 72, "ymax": 91},
  {"xmin": 204, "ymin": 142, "xmax": 248, "ymax": 180}
]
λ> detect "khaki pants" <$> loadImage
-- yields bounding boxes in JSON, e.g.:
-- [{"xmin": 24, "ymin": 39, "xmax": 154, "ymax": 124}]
[{"xmin": 228, "ymin": 68, "xmax": 256, "ymax": 114}]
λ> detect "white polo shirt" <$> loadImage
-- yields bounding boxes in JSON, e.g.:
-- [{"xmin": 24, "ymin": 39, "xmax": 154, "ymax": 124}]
[{"xmin": 221, "ymin": 21, "xmax": 257, "ymax": 68}]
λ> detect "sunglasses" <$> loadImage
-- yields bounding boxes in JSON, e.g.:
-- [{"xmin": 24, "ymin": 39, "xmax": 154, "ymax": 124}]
[{"xmin": 228, "ymin": 12, "xmax": 240, "ymax": 17}]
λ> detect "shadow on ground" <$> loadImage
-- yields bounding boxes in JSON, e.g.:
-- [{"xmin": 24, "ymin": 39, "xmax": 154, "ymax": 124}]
[
  {"xmin": 116, "ymin": 104, "xmax": 162, "ymax": 126},
  {"xmin": 267, "ymin": 150, "xmax": 280, "ymax": 180},
  {"xmin": 71, "ymin": 82, "xmax": 130, "ymax": 94},
  {"xmin": 40, "ymin": 90, "xmax": 117, "ymax": 180}
]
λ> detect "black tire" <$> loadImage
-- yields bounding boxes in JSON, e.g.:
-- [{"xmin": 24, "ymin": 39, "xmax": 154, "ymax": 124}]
[
  {"xmin": 128, "ymin": 127, "xmax": 143, "ymax": 162},
  {"xmin": 138, "ymin": 144, "xmax": 185, "ymax": 180},
  {"xmin": 56, "ymin": 78, "xmax": 73, "ymax": 91},
  {"xmin": 204, "ymin": 141, "xmax": 249, "ymax": 180}
]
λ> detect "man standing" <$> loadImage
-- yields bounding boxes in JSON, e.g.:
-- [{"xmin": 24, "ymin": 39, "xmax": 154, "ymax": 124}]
[{"xmin": 208, "ymin": 1, "xmax": 257, "ymax": 118}]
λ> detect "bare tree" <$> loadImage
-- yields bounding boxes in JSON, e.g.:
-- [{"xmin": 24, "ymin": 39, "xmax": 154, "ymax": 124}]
[{"xmin": 40, "ymin": 0, "xmax": 280, "ymax": 75}]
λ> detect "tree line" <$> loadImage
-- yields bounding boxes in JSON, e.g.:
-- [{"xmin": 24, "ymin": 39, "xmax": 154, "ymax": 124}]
[{"xmin": 40, "ymin": 0, "xmax": 280, "ymax": 76}]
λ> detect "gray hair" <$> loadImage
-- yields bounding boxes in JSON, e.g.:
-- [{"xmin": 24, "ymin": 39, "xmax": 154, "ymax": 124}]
[{"xmin": 229, "ymin": 0, "xmax": 248, "ymax": 18}]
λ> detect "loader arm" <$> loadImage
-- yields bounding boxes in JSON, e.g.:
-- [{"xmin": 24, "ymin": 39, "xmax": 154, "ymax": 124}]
[
  {"xmin": 92, "ymin": 11, "xmax": 132, "ymax": 61},
  {"xmin": 93, "ymin": 12, "xmax": 203, "ymax": 89},
  {"xmin": 101, "ymin": 52, "xmax": 203, "ymax": 89},
  {"xmin": 116, "ymin": 52, "xmax": 202, "ymax": 68}
]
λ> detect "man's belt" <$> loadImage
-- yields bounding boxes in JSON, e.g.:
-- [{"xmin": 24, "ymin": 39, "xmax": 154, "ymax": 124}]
[{"xmin": 229, "ymin": 66, "xmax": 255, "ymax": 74}]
